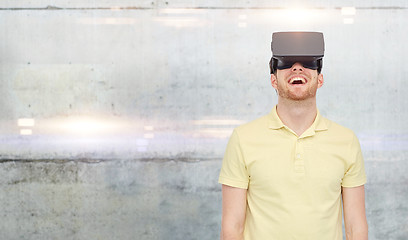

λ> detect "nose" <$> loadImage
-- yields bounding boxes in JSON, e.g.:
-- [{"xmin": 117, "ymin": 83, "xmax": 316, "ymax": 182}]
[{"xmin": 291, "ymin": 62, "xmax": 304, "ymax": 72}]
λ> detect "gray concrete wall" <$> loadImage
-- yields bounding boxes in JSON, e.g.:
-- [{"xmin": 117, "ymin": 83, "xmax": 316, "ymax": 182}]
[{"xmin": 0, "ymin": 1, "xmax": 407, "ymax": 239}]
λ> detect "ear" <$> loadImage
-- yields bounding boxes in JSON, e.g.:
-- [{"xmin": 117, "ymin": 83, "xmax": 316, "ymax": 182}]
[
  {"xmin": 317, "ymin": 73, "xmax": 324, "ymax": 88},
  {"xmin": 271, "ymin": 74, "xmax": 278, "ymax": 90}
]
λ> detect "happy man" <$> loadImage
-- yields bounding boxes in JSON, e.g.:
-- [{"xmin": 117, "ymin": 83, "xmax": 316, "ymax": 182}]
[{"xmin": 219, "ymin": 32, "xmax": 367, "ymax": 240}]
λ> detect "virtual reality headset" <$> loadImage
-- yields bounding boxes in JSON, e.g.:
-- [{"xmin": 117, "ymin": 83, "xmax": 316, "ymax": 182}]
[{"xmin": 269, "ymin": 32, "xmax": 325, "ymax": 74}]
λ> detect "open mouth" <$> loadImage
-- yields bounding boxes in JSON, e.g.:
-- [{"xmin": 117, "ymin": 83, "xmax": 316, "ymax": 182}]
[{"xmin": 289, "ymin": 76, "xmax": 307, "ymax": 85}]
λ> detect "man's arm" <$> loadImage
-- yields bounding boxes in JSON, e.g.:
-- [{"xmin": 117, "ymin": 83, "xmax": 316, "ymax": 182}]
[
  {"xmin": 221, "ymin": 184, "xmax": 247, "ymax": 240},
  {"xmin": 342, "ymin": 185, "xmax": 368, "ymax": 240}
]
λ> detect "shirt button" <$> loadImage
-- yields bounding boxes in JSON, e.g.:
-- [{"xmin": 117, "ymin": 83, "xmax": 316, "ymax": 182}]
[
  {"xmin": 296, "ymin": 153, "xmax": 301, "ymax": 158},
  {"xmin": 295, "ymin": 166, "xmax": 304, "ymax": 172}
]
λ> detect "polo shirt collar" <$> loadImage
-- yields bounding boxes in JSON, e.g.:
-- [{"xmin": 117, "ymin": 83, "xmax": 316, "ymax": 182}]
[
  {"xmin": 268, "ymin": 105, "xmax": 285, "ymax": 130},
  {"xmin": 268, "ymin": 105, "xmax": 328, "ymax": 136},
  {"xmin": 313, "ymin": 110, "xmax": 328, "ymax": 132}
]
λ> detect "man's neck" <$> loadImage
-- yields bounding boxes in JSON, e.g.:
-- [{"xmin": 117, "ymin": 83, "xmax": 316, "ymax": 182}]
[{"xmin": 276, "ymin": 98, "xmax": 318, "ymax": 137}]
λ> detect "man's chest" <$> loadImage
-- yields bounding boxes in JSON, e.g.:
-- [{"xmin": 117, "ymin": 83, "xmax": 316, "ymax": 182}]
[{"xmin": 243, "ymin": 136, "xmax": 347, "ymax": 196}]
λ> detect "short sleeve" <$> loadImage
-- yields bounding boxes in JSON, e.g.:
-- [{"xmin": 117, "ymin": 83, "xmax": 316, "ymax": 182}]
[
  {"xmin": 342, "ymin": 134, "xmax": 367, "ymax": 187},
  {"xmin": 218, "ymin": 129, "xmax": 249, "ymax": 189}
]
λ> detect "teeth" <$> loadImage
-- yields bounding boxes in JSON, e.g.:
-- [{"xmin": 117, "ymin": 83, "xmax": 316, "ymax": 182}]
[{"xmin": 289, "ymin": 77, "xmax": 306, "ymax": 84}]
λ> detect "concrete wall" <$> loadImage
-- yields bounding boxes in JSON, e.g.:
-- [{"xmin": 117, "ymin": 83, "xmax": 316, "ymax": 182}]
[{"xmin": 1, "ymin": 1, "xmax": 407, "ymax": 239}]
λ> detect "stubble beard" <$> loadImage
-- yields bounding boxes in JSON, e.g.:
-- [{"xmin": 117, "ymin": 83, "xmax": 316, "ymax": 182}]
[{"xmin": 277, "ymin": 82, "xmax": 318, "ymax": 101}]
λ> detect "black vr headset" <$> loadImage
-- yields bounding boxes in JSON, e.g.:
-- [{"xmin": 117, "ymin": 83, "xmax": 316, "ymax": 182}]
[{"xmin": 269, "ymin": 32, "xmax": 325, "ymax": 74}]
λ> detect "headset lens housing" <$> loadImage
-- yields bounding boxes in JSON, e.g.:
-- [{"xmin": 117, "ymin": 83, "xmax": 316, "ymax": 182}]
[{"xmin": 275, "ymin": 56, "xmax": 320, "ymax": 70}]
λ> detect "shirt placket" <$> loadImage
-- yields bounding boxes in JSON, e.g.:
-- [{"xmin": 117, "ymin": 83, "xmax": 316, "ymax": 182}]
[{"xmin": 294, "ymin": 137, "xmax": 305, "ymax": 175}]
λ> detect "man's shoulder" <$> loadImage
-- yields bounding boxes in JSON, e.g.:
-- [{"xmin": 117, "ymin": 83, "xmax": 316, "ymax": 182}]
[
  {"xmin": 234, "ymin": 113, "xmax": 270, "ymax": 135},
  {"xmin": 322, "ymin": 116, "xmax": 358, "ymax": 139}
]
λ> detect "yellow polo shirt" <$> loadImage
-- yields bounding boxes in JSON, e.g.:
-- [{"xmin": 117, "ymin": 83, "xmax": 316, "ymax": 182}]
[{"xmin": 219, "ymin": 106, "xmax": 366, "ymax": 240}]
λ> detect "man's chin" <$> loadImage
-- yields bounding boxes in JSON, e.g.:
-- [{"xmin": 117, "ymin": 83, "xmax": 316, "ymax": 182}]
[
  {"xmin": 285, "ymin": 93, "xmax": 316, "ymax": 101},
  {"xmin": 277, "ymin": 88, "xmax": 317, "ymax": 101}
]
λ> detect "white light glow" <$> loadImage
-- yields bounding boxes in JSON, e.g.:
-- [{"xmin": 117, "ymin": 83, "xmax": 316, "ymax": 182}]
[
  {"xmin": 56, "ymin": 117, "xmax": 120, "ymax": 136},
  {"xmin": 280, "ymin": 8, "xmax": 316, "ymax": 24},
  {"xmin": 136, "ymin": 138, "xmax": 148, "ymax": 152},
  {"xmin": 77, "ymin": 18, "xmax": 137, "ymax": 25},
  {"xmin": 105, "ymin": 18, "xmax": 137, "ymax": 24},
  {"xmin": 341, "ymin": 7, "xmax": 356, "ymax": 15},
  {"xmin": 136, "ymin": 139, "xmax": 149, "ymax": 146},
  {"xmin": 193, "ymin": 119, "xmax": 245, "ymax": 126},
  {"xmin": 18, "ymin": 118, "xmax": 35, "ymax": 127},
  {"xmin": 238, "ymin": 22, "xmax": 247, "ymax": 28},
  {"xmin": 155, "ymin": 17, "xmax": 205, "ymax": 28},
  {"xmin": 137, "ymin": 147, "xmax": 147, "ymax": 152},
  {"xmin": 239, "ymin": 15, "xmax": 247, "ymax": 20},
  {"xmin": 144, "ymin": 133, "xmax": 155, "ymax": 139},
  {"xmin": 246, "ymin": 8, "xmax": 328, "ymax": 26},
  {"xmin": 343, "ymin": 18, "xmax": 354, "ymax": 24},
  {"xmin": 159, "ymin": 8, "xmax": 206, "ymax": 15},
  {"xmin": 194, "ymin": 128, "xmax": 233, "ymax": 139},
  {"xmin": 20, "ymin": 129, "xmax": 32, "ymax": 135},
  {"xmin": 144, "ymin": 126, "xmax": 154, "ymax": 131},
  {"xmin": 155, "ymin": 8, "xmax": 208, "ymax": 28}
]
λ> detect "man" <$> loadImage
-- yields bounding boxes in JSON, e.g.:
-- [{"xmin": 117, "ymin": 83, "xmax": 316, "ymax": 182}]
[{"xmin": 219, "ymin": 32, "xmax": 367, "ymax": 240}]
